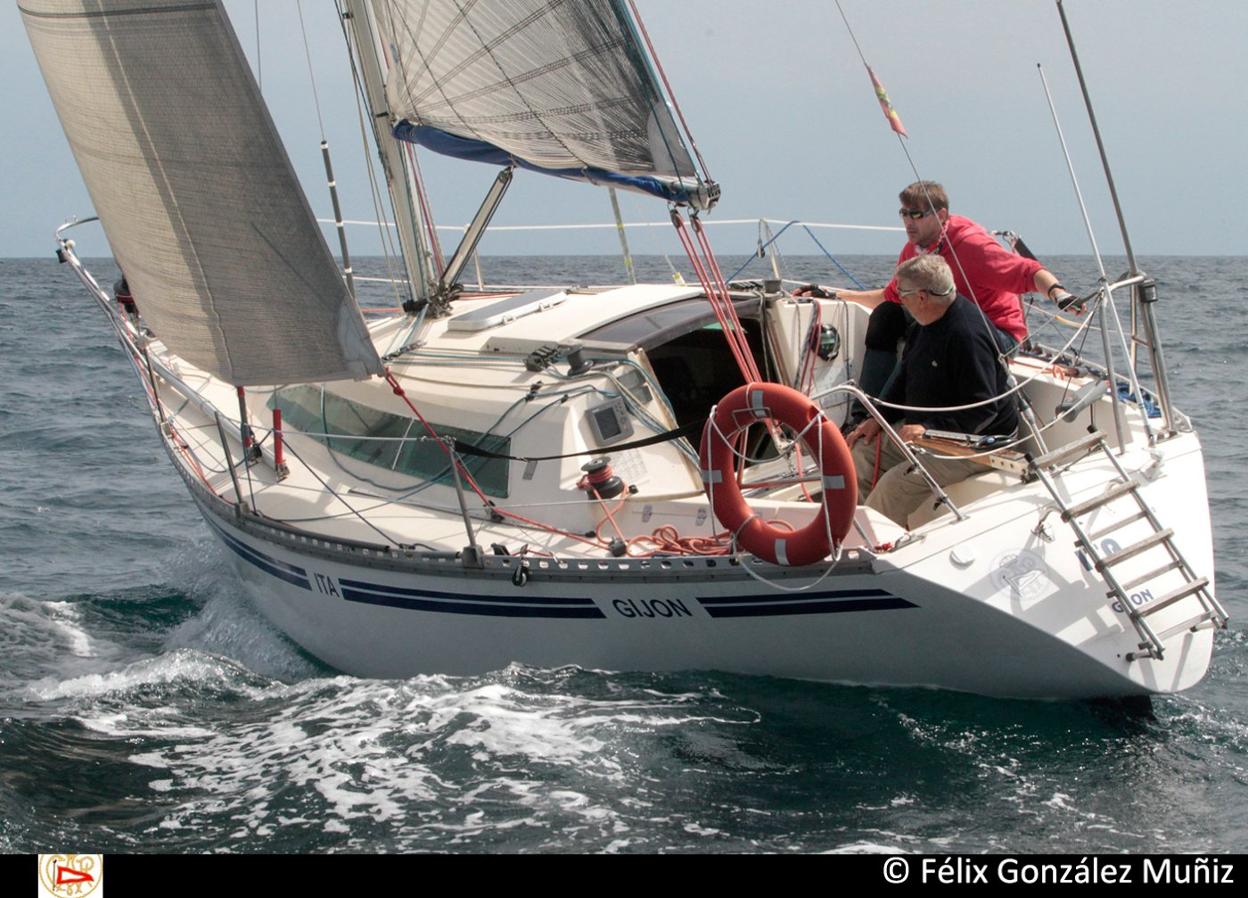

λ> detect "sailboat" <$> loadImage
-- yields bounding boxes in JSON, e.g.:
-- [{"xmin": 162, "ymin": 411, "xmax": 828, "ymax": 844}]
[{"xmin": 22, "ymin": 0, "xmax": 1228, "ymax": 699}]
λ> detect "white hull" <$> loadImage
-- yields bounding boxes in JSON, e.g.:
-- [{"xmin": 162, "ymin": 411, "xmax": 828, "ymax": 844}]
[{"xmin": 186, "ymin": 433, "xmax": 1216, "ymax": 699}]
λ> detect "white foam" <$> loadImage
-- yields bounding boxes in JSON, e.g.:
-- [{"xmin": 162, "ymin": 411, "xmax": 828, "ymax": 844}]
[
  {"xmin": 44, "ymin": 601, "xmax": 94, "ymax": 658},
  {"xmin": 682, "ymin": 823, "xmax": 723, "ymax": 836},
  {"xmin": 75, "ymin": 709, "xmax": 215, "ymax": 740},
  {"xmin": 1045, "ymin": 791, "xmax": 1076, "ymax": 810},
  {"xmin": 826, "ymin": 841, "xmax": 909, "ymax": 855},
  {"xmin": 163, "ymin": 576, "xmax": 320, "ymax": 683},
  {"xmin": 27, "ymin": 649, "xmax": 253, "ymax": 701},
  {"xmin": 112, "ymin": 668, "xmax": 750, "ymax": 843}
]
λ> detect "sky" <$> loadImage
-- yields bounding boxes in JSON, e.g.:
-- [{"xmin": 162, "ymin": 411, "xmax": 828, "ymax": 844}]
[{"xmin": 3, "ymin": 0, "xmax": 1245, "ymax": 262}]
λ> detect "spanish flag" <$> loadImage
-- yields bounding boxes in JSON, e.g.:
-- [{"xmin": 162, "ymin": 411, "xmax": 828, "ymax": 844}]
[{"xmin": 867, "ymin": 66, "xmax": 908, "ymax": 137}]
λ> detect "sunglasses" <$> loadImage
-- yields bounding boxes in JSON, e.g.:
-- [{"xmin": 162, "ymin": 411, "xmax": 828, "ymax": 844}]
[{"xmin": 898, "ymin": 208, "xmax": 935, "ymax": 220}]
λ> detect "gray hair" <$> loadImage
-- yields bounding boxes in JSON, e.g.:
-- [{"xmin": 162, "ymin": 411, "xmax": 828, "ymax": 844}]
[{"xmin": 896, "ymin": 254, "xmax": 956, "ymax": 304}]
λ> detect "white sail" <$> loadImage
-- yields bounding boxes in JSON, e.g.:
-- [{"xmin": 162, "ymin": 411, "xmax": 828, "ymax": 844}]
[
  {"xmin": 21, "ymin": 0, "xmax": 383, "ymax": 385},
  {"xmin": 374, "ymin": 0, "xmax": 711, "ymax": 206}
]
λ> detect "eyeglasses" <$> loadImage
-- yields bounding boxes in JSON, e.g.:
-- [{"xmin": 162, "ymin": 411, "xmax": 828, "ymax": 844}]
[
  {"xmin": 898, "ymin": 208, "xmax": 935, "ymax": 220},
  {"xmin": 898, "ymin": 286, "xmax": 954, "ymax": 298}
]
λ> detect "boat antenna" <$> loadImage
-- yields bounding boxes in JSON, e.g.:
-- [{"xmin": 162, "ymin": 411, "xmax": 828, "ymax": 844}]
[
  {"xmin": 1054, "ymin": 0, "xmax": 1178, "ymax": 437},
  {"xmin": 1036, "ymin": 61, "xmax": 1133, "ymax": 449},
  {"xmin": 1055, "ymin": 0, "xmax": 1137, "ymax": 275},
  {"xmin": 1035, "ymin": 64, "xmax": 1105, "ymax": 273}
]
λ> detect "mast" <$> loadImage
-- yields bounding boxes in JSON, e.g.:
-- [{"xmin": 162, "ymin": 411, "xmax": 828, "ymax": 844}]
[{"xmin": 341, "ymin": 0, "xmax": 437, "ymax": 311}]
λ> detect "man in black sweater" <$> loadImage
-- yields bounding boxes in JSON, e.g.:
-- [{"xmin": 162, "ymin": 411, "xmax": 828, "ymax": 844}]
[{"xmin": 845, "ymin": 254, "xmax": 1018, "ymax": 527}]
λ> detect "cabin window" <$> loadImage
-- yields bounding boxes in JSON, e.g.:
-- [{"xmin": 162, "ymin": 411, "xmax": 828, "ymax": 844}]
[
  {"xmin": 268, "ymin": 386, "xmax": 510, "ymax": 498},
  {"xmin": 645, "ymin": 322, "xmax": 765, "ymax": 431},
  {"xmin": 581, "ymin": 297, "xmax": 766, "ymax": 433},
  {"xmin": 582, "ymin": 296, "xmax": 777, "ymax": 463}
]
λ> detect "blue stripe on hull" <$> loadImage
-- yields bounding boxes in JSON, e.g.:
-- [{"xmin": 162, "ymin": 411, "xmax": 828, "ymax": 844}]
[
  {"xmin": 206, "ymin": 519, "xmax": 312, "ymax": 590},
  {"xmin": 698, "ymin": 588, "xmax": 899, "ymax": 606},
  {"xmin": 698, "ymin": 588, "xmax": 916, "ymax": 618},
  {"xmin": 339, "ymin": 579, "xmax": 595, "ymax": 607},
  {"xmin": 702, "ymin": 597, "xmax": 917, "ymax": 618},
  {"xmin": 342, "ymin": 587, "xmax": 606, "ymax": 619}
]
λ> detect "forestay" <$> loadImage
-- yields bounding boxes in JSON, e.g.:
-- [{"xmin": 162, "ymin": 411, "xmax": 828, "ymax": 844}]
[
  {"xmin": 21, "ymin": 0, "xmax": 383, "ymax": 386},
  {"xmin": 374, "ymin": 0, "xmax": 712, "ymax": 207}
]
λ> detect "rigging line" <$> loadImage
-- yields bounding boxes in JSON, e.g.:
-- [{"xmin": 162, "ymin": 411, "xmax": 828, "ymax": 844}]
[
  {"xmin": 296, "ymin": 0, "xmax": 327, "ymax": 140},
  {"xmin": 254, "ymin": 0, "xmax": 261, "ymax": 91},
  {"xmin": 405, "ymin": 143, "xmax": 445, "ymax": 275},
  {"xmin": 693, "ymin": 215, "xmax": 766, "ymax": 383},
  {"xmin": 337, "ymin": 0, "xmax": 406, "ymax": 308},
  {"xmin": 624, "ymin": 0, "xmax": 710, "ymax": 180},
  {"xmin": 833, "ymin": 0, "xmax": 1008, "ymax": 360},
  {"xmin": 727, "ymin": 220, "xmax": 797, "ymax": 282},
  {"xmin": 832, "ymin": 0, "xmax": 870, "ymax": 68},
  {"xmin": 373, "ymin": 6, "xmax": 444, "ymax": 281},
  {"xmin": 1034, "ymin": 62, "xmax": 1151, "ymax": 442},
  {"xmin": 800, "ymin": 224, "xmax": 868, "ymax": 290},
  {"xmin": 670, "ymin": 213, "xmax": 757, "ymax": 382},
  {"xmin": 279, "ymin": 439, "xmax": 404, "ymax": 547}
]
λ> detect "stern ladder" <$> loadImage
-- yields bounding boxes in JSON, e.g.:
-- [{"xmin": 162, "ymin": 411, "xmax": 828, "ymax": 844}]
[{"xmin": 1028, "ymin": 430, "xmax": 1228, "ymax": 661}]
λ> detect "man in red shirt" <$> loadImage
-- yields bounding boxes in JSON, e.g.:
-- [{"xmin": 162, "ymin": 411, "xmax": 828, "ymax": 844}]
[{"xmin": 811, "ymin": 181, "xmax": 1074, "ymax": 403}]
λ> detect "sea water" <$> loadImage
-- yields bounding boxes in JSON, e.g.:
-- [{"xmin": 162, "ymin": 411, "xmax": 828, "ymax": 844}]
[{"xmin": 1, "ymin": 254, "xmax": 1245, "ymax": 853}]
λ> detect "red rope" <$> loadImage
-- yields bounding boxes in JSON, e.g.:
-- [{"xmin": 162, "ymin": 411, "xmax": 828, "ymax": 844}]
[
  {"xmin": 670, "ymin": 211, "xmax": 758, "ymax": 384},
  {"xmin": 690, "ymin": 216, "xmax": 760, "ymax": 381},
  {"xmin": 627, "ymin": 525, "xmax": 732, "ymax": 557},
  {"xmin": 696, "ymin": 221, "xmax": 758, "ymax": 379}
]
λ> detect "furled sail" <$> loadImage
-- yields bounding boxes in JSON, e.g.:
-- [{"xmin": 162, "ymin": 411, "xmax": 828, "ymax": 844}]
[
  {"xmin": 374, "ymin": 0, "xmax": 716, "ymax": 209},
  {"xmin": 21, "ymin": 0, "xmax": 384, "ymax": 385}
]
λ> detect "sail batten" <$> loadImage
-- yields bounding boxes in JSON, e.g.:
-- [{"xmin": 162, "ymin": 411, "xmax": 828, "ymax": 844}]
[
  {"xmin": 375, "ymin": 0, "xmax": 713, "ymax": 207},
  {"xmin": 22, "ymin": 0, "xmax": 383, "ymax": 386}
]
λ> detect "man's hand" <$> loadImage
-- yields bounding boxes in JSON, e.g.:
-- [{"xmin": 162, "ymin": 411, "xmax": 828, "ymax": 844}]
[
  {"xmin": 793, "ymin": 283, "xmax": 837, "ymax": 300},
  {"xmin": 897, "ymin": 423, "xmax": 927, "ymax": 443},
  {"xmin": 846, "ymin": 417, "xmax": 881, "ymax": 449},
  {"xmin": 1054, "ymin": 290, "xmax": 1086, "ymax": 313}
]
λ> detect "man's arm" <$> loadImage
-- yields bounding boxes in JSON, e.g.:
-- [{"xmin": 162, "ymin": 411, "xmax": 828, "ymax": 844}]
[
  {"xmin": 793, "ymin": 285, "xmax": 887, "ymax": 309},
  {"xmin": 955, "ymin": 226, "xmax": 1078, "ymax": 308},
  {"xmin": 834, "ymin": 287, "xmax": 886, "ymax": 309},
  {"xmin": 1032, "ymin": 269, "xmax": 1078, "ymax": 309},
  {"xmin": 953, "ymin": 227, "xmax": 1059, "ymax": 295}
]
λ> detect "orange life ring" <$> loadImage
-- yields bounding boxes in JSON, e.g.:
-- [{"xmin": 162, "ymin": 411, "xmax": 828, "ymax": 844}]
[{"xmin": 699, "ymin": 383, "xmax": 856, "ymax": 566}]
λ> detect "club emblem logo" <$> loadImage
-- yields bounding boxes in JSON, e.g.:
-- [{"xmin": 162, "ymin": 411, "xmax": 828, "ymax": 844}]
[{"xmin": 38, "ymin": 854, "xmax": 103, "ymax": 898}]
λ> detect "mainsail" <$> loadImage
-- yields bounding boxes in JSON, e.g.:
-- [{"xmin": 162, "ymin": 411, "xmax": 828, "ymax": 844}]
[
  {"xmin": 21, "ymin": 0, "xmax": 383, "ymax": 385},
  {"xmin": 373, "ymin": 0, "xmax": 714, "ymax": 208}
]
